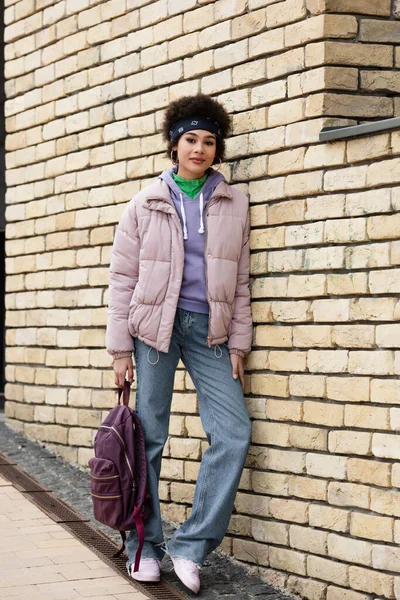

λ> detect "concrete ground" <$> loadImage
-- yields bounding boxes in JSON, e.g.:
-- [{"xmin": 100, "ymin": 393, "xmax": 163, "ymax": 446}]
[
  {"xmin": 0, "ymin": 419, "xmax": 294, "ymax": 600},
  {"xmin": 0, "ymin": 473, "xmax": 149, "ymax": 600}
]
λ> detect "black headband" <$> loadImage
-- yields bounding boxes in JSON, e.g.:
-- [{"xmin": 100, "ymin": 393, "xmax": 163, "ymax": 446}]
[{"xmin": 169, "ymin": 116, "xmax": 222, "ymax": 142}]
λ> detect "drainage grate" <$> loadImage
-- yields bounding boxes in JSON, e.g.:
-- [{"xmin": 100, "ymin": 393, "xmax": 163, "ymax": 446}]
[
  {"xmin": 67, "ymin": 522, "xmax": 189, "ymax": 600},
  {"xmin": 24, "ymin": 491, "xmax": 90, "ymax": 523},
  {"xmin": 0, "ymin": 454, "xmax": 189, "ymax": 600},
  {"xmin": 0, "ymin": 464, "xmax": 51, "ymax": 492},
  {"xmin": 0, "ymin": 452, "xmax": 16, "ymax": 465}
]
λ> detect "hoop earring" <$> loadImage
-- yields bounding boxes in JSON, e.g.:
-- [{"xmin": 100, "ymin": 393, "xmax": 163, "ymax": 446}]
[
  {"xmin": 214, "ymin": 157, "xmax": 222, "ymax": 171},
  {"xmin": 171, "ymin": 150, "xmax": 178, "ymax": 165}
]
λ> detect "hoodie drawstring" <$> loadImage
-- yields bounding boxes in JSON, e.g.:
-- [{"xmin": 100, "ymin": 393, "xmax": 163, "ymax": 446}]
[
  {"xmin": 198, "ymin": 192, "xmax": 205, "ymax": 234},
  {"xmin": 179, "ymin": 193, "xmax": 188, "ymax": 240},
  {"xmin": 214, "ymin": 344, "xmax": 222, "ymax": 359},
  {"xmin": 147, "ymin": 347, "xmax": 160, "ymax": 365}
]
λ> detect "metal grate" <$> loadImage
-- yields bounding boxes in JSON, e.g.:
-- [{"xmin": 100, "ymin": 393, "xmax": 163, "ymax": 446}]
[
  {"xmin": 0, "ymin": 452, "xmax": 16, "ymax": 465},
  {"xmin": 67, "ymin": 522, "xmax": 189, "ymax": 600},
  {"xmin": 0, "ymin": 454, "xmax": 189, "ymax": 600},
  {"xmin": 24, "ymin": 491, "xmax": 90, "ymax": 522}
]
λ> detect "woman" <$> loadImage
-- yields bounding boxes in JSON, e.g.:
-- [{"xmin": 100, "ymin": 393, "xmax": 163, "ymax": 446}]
[{"xmin": 106, "ymin": 93, "xmax": 252, "ymax": 595}]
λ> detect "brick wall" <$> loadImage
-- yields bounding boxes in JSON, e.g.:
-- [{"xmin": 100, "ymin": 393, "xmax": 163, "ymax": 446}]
[{"xmin": 4, "ymin": 0, "xmax": 400, "ymax": 597}]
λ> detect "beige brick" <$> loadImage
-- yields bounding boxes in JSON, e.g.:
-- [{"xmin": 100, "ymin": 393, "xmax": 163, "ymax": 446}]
[
  {"xmin": 304, "ymin": 247, "xmax": 345, "ymax": 271},
  {"xmin": 351, "ymin": 512, "xmax": 393, "ymax": 543},
  {"xmin": 252, "ymin": 519, "xmax": 288, "ymax": 546},
  {"xmin": 252, "ymin": 421, "xmax": 290, "ymax": 447},
  {"xmin": 348, "ymin": 457, "xmax": 391, "ymax": 488},
  {"xmin": 287, "ymin": 14, "xmax": 357, "ymax": 48},
  {"xmin": 251, "ymin": 373, "xmax": 289, "ymax": 397},
  {"xmin": 303, "ymin": 401, "xmax": 343, "ymax": 427},
  {"xmin": 287, "ymin": 576, "xmax": 327, "ymax": 600},
  {"xmin": 328, "ymin": 273, "xmax": 368, "ymax": 296},
  {"xmin": 170, "ymin": 438, "xmax": 201, "ymax": 460},
  {"xmin": 309, "ymin": 504, "xmax": 349, "ymax": 533},
  {"xmin": 269, "ymin": 498, "xmax": 309, "ymax": 525},
  {"xmin": 271, "ymin": 300, "xmax": 311, "ymax": 322},
  {"xmin": 267, "ymin": 0, "xmax": 306, "ymax": 28},
  {"xmin": 373, "ymin": 545, "xmax": 400, "ymax": 574},
  {"xmin": 55, "ymin": 406, "xmax": 78, "ymax": 426},
  {"xmin": 269, "ymin": 546, "xmax": 306, "ymax": 575},
  {"xmin": 265, "ymin": 399, "xmax": 302, "ymax": 422},
  {"xmin": 349, "ymin": 565, "xmax": 393, "ymax": 598},
  {"xmin": 269, "ymin": 351, "xmax": 306, "ymax": 372},
  {"xmin": 290, "ymin": 374, "xmax": 325, "ymax": 398},
  {"xmin": 232, "ymin": 539, "xmax": 269, "ymax": 567},
  {"xmin": 289, "ymin": 475, "xmax": 327, "ymax": 501},
  {"xmin": 372, "ymin": 433, "xmax": 400, "ymax": 460},
  {"xmin": 307, "ymin": 41, "xmax": 393, "ymax": 69},
  {"xmin": 329, "ymin": 534, "xmax": 373, "ymax": 569},
  {"xmin": 235, "ymin": 493, "xmax": 270, "ymax": 518},
  {"xmin": 329, "ymin": 481, "xmax": 370, "ymax": 509},
  {"xmin": 371, "ymin": 487, "xmax": 400, "ymax": 518},
  {"xmin": 306, "ymin": 453, "xmax": 346, "ymax": 480},
  {"xmin": 371, "ymin": 379, "xmax": 400, "ymax": 404},
  {"xmin": 345, "ymin": 405, "xmax": 389, "ymax": 431},
  {"xmin": 289, "ymin": 425, "xmax": 327, "ymax": 451},
  {"xmin": 307, "ymin": 555, "xmax": 348, "ymax": 587},
  {"xmin": 310, "ymin": 92, "xmax": 393, "ymax": 120},
  {"xmin": 290, "ymin": 524, "xmax": 327, "ymax": 555},
  {"xmin": 293, "ymin": 325, "xmax": 332, "ymax": 348},
  {"xmin": 327, "ymin": 377, "xmax": 370, "ymax": 403},
  {"xmin": 286, "ymin": 222, "xmax": 323, "ymax": 247},
  {"xmin": 308, "ymin": 350, "xmax": 348, "ymax": 374},
  {"xmin": 249, "ymin": 27, "xmax": 284, "ymax": 59},
  {"xmin": 268, "ymin": 448, "xmax": 306, "ymax": 474},
  {"xmin": 183, "ymin": 4, "xmax": 211, "ymax": 33},
  {"xmin": 269, "ymin": 98, "xmax": 305, "ymax": 128},
  {"xmin": 267, "ymin": 48, "xmax": 305, "ymax": 80},
  {"xmin": 349, "ymin": 350, "xmax": 393, "ymax": 376}
]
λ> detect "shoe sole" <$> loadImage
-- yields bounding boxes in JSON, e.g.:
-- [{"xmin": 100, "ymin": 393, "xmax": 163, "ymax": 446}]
[{"xmin": 131, "ymin": 573, "xmax": 161, "ymax": 583}]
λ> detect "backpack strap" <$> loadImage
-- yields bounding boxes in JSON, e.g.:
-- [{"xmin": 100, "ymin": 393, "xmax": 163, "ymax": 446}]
[
  {"xmin": 133, "ymin": 505, "xmax": 145, "ymax": 573},
  {"xmin": 113, "ymin": 531, "xmax": 127, "ymax": 558},
  {"xmin": 117, "ymin": 380, "xmax": 131, "ymax": 406}
]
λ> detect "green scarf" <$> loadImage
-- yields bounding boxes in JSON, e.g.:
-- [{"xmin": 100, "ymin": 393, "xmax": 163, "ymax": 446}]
[{"xmin": 172, "ymin": 172, "xmax": 207, "ymax": 199}]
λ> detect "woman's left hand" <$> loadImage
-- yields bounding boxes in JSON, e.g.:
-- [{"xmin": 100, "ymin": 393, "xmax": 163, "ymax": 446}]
[{"xmin": 230, "ymin": 354, "xmax": 245, "ymax": 391}]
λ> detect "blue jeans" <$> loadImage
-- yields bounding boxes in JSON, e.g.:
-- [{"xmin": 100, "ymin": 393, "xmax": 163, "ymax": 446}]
[{"xmin": 126, "ymin": 308, "xmax": 252, "ymax": 568}]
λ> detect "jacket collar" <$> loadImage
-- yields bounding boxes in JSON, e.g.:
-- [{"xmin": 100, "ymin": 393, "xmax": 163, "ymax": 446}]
[{"xmin": 143, "ymin": 179, "xmax": 232, "ymax": 210}]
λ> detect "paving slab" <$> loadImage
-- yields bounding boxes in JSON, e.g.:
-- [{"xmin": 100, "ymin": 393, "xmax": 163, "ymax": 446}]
[
  {"xmin": 0, "ymin": 419, "xmax": 295, "ymax": 600},
  {"xmin": 0, "ymin": 482, "xmax": 149, "ymax": 600}
]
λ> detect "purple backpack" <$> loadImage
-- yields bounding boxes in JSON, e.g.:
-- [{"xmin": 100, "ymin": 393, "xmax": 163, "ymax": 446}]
[{"xmin": 89, "ymin": 381, "xmax": 150, "ymax": 572}]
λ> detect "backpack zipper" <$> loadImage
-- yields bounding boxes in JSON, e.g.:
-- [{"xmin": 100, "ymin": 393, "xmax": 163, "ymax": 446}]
[
  {"xmin": 99, "ymin": 425, "xmax": 134, "ymax": 480},
  {"xmin": 92, "ymin": 493, "xmax": 122, "ymax": 499}
]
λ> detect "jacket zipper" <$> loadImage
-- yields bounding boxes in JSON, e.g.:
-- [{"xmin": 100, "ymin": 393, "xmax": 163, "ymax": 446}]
[
  {"xmin": 204, "ymin": 196, "xmax": 222, "ymax": 347},
  {"xmin": 90, "ymin": 474, "xmax": 119, "ymax": 480},
  {"xmin": 146, "ymin": 191, "xmax": 227, "ymax": 347}
]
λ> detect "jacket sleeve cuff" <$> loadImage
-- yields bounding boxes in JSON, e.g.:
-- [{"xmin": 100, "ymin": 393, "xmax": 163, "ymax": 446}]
[
  {"xmin": 229, "ymin": 348, "xmax": 246, "ymax": 358},
  {"xmin": 110, "ymin": 351, "xmax": 133, "ymax": 360}
]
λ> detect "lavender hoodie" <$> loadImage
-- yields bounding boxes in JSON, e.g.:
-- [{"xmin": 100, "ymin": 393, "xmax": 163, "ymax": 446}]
[{"xmin": 159, "ymin": 167, "xmax": 227, "ymax": 314}]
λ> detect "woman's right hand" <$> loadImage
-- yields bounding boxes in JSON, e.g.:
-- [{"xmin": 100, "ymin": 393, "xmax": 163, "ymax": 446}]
[{"xmin": 114, "ymin": 357, "xmax": 134, "ymax": 388}]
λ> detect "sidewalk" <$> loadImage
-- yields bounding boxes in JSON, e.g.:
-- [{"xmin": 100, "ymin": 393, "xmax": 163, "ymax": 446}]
[
  {"xmin": 0, "ymin": 420, "xmax": 293, "ymax": 600},
  {"xmin": 0, "ymin": 473, "xmax": 148, "ymax": 600}
]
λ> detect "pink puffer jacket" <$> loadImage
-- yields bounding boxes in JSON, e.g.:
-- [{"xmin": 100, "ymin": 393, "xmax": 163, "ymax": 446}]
[{"xmin": 106, "ymin": 177, "xmax": 252, "ymax": 358}]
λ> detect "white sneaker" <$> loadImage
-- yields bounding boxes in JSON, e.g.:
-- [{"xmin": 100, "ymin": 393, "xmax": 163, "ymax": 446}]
[
  {"xmin": 130, "ymin": 557, "xmax": 161, "ymax": 582},
  {"xmin": 171, "ymin": 556, "xmax": 200, "ymax": 594}
]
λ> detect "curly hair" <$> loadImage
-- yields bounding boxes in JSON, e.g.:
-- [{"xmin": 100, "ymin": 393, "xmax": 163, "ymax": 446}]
[{"xmin": 162, "ymin": 94, "xmax": 231, "ymax": 164}]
